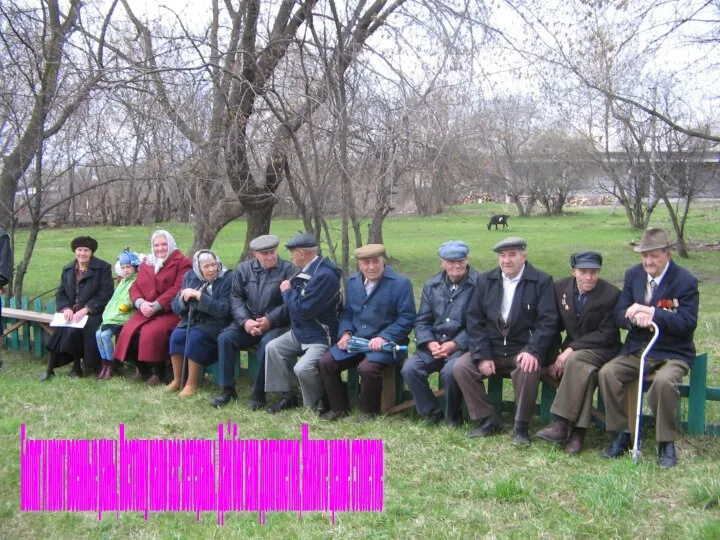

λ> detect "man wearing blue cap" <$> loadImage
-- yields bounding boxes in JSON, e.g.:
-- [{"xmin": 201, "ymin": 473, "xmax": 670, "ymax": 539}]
[
  {"xmin": 264, "ymin": 233, "xmax": 342, "ymax": 413},
  {"xmin": 453, "ymin": 237, "xmax": 558, "ymax": 445},
  {"xmin": 401, "ymin": 241, "xmax": 479, "ymax": 426},
  {"xmin": 534, "ymin": 251, "xmax": 621, "ymax": 454}
]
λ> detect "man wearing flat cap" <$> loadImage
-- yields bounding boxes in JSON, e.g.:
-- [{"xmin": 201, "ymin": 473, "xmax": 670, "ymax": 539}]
[
  {"xmin": 401, "ymin": 240, "xmax": 479, "ymax": 427},
  {"xmin": 453, "ymin": 237, "xmax": 557, "ymax": 445},
  {"xmin": 319, "ymin": 244, "xmax": 416, "ymax": 421},
  {"xmin": 598, "ymin": 228, "xmax": 699, "ymax": 468},
  {"xmin": 534, "ymin": 251, "xmax": 621, "ymax": 454},
  {"xmin": 263, "ymin": 233, "xmax": 342, "ymax": 413},
  {"xmin": 210, "ymin": 235, "xmax": 295, "ymax": 408}
]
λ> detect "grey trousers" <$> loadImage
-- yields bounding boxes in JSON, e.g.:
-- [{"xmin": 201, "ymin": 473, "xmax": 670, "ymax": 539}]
[
  {"xmin": 401, "ymin": 349, "xmax": 463, "ymax": 420},
  {"xmin": 598, "ymin": 353, "xmax": 689, "ymax": 442},
  {"xmin": 264, "ymin": 330, "xmax": 329, "ymax": 407},
  {"xmin": 550, "ymin": 350, "xmax": 605, "ymax": 429}
]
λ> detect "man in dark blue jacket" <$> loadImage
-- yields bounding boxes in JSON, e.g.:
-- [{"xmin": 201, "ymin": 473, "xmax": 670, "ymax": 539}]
[
  {"xmin": 401, "ymin": 240, "xmax": 479, "ymax": 427},
  {"xmin": 264, "ymin": 233, "xmax": 342, "ymax": 413},
  {"xmin": 0, "ymin": 226, "xmax": 12, "ymax": 369},
  {"xmin": 319, "ymin": 244, "xmax": 416, "ymax": 421},
  {"xmin": 454, "ymin": 237, "xmax": 558, "ymax": 445},
  {"xmin": 599, "ymin": 228, "xmax": 699, "ymax": 468},
  {"xmin": 210, "ymin": 235, "xmax": 295, "ymax": 408}
]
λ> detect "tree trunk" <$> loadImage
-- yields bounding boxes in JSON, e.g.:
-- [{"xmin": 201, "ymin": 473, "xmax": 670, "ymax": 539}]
[{"xmin": 190, "ymin": 198, "xmax": 245, "ymax": 257}]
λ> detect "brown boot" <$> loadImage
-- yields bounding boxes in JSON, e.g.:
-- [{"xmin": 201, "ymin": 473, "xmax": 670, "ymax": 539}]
[
  {"xmin": 96, "ymin": 363, "xmax": 109, "ymax": 380},
  {"xmin": 534, "ymin": 417, "xmax": 569, "ymax": 444},
  {"xmin": 564, "ymin": 428, "xmax": 586, "ymax": 455},
  {"xmin": 102, "ymin": 362, "xmax": 115, "ymax": 380},
  {"xmin": 165, "ymin": 355, "xmax": 183, "ymax": 392},
  {"xmin": 179, "ymin": 360, "xmax": 202, "ymax": 398}
]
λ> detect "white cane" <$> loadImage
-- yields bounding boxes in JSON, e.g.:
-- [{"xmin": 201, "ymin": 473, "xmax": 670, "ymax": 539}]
[{"xmin": 632, "ymin": 321, "xmax": 660, "ymax": 464}]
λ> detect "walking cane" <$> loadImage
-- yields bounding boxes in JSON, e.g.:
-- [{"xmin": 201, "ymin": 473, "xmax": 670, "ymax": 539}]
[
  {"xmin": 181, "ymin": 302, "xmax": 195, "ymax": 389},
  {"xmin": 632, "ymin": 321, "xmax": 661, "ymax": 464}
]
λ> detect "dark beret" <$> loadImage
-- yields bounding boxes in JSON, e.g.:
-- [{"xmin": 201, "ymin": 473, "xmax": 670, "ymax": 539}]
[
  {"xmin": 285, "ymin": 232, "xmax": 318, "ymax": 249},
  {"xmin": 71, "ymin": 236, "xmax": 98, "ymax": 253}
]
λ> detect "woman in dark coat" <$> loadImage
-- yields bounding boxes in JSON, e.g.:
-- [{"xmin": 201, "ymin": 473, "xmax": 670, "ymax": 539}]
[
  {"xmin": 113, "ymin": 230, "xmax": 192, "ymax": 385},
  {"xmin": 166, "ymin": 249, "xmax": 232, "ymax": 397},
  {"xmin": 40, "ymin": 236, "xmax": 114, "ymax": 380}
]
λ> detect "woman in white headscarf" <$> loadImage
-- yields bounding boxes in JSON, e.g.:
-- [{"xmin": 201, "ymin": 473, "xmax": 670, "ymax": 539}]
[
  {"xmin": 113, "ymin": 230, "xmax": 192, "ymax": 385},
  {"xmin": 166, "ymin": 249, "xmax": 233, "ymax": 397}
]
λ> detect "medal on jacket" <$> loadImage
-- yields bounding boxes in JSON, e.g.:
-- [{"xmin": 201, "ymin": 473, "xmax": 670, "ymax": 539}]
[{"xmin": 562, "ymin": 293, "xmax": 569, "ymax": 310}]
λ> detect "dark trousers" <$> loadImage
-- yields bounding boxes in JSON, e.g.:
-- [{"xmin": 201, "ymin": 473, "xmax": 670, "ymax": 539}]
[
  {"xmin": 216, "ymin": 325, "xmax": 285, "ymax": 394},
  {"xmin": 401, "ymin": 349, "xmax": 463, "ymax": 420},
  {"xmin": 453, "ymin": 352, "xmax": 541, "ymax": 423},
  {"xmin": 319, "ymin": 351, "xmax": 386, "ymax": 414}
]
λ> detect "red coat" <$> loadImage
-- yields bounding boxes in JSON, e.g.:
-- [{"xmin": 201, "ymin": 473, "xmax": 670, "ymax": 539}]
[{"xmin": 114, "ymin": 250, "xmax": 192, "ymax": 363}]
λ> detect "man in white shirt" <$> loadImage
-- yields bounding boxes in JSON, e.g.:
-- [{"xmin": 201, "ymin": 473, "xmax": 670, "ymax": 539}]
[{"xmin": 453, "ymin": 237, "xmax": 558, "ymax": 445}]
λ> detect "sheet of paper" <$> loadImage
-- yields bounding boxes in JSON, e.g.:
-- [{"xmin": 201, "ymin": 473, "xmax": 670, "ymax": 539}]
[{"xmin": 49, "ymin": 312, "xmax": 88, "ymax": 329}]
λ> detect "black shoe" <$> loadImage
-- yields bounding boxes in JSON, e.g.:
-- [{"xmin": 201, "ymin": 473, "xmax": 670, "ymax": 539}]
[
  {"xmin": 466, "ymin": 415, "xmax": 503, "ymax": 438},
  {"xmin": 210, "ymin": 389, "xmax": 238, "ymax": 408},
  {"xmin": 68, "ymin": 369, "xmax": 84, "ymax": 379},
  {"xmin": 247, "ymin": 393, "xmax": 267, "ymax": 411},
  {"xmin": 314, "ymin": 395, "xmax": 330, "ymax": 416},
  {"xmin": 602, "ymin": 431, "xmax": 631, "ymax": 458},
  {"xmin": 320, "ymin": 410, "xmax": 349, "ymax": 422},
  {"xmin": 424, "ymin": 409, "xmax": 444, "ymax": 426},
  {"xmin": 38, "ymin": 371, "xmax": 55, "ymax": 382},
  {"xmin": 511, "ymin": 426, "xmax": 531, "ymax": 446},
  {"xmin": 266, "ymin": 395, "xmax": 299, "ymax": 414},
  {"xmin": 658, "ymin": 441, "xmax": 677, "ymax": 468},
  {"xmin": 446, "ymin": 416, "xmax": 463, "ymax": 428}
]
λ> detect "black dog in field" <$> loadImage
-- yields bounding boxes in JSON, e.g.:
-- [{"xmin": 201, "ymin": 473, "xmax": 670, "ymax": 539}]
[{"xmin": 487, "ymin": 215, "xmax": 510, "ymax": 231}]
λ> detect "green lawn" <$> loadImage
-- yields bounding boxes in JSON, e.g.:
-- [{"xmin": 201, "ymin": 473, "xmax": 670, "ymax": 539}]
[{"xmin": 2, "ymin": 204, "xmax": 720, "ymax": 538}]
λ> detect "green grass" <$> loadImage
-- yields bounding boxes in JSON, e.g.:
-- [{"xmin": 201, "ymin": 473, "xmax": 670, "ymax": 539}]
[{"xmin": 2, "ymin": 203, "xmax": 720, "ymax": 537}]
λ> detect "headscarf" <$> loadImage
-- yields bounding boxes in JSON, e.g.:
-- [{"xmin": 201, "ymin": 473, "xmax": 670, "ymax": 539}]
[
  {"xmin": 146, "ymin": 230, "xmax": 179, "ymax": 274},
  {"xmin": 192, "ymin": 249, "xmax": 227, "ymax": 287}
]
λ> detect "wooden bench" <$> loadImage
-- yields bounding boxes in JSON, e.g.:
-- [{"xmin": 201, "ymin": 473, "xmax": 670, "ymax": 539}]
[{"xmin": 1, "ymin": 300, "xmax": 56, "ymax": 358}]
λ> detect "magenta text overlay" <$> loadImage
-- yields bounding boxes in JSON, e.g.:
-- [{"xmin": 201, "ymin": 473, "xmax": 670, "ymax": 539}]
[{"xmin": 20, "ymin": 423, "xmax": 383, "ymax": 524}]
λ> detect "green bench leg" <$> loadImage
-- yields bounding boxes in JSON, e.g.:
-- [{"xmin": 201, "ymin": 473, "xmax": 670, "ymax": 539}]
[
  {"xmin": 488, "ymin": 375, "xmax": 503, "ymax": 413},
  {"xmin": 540, "ymin": 381, "xmax": 556, "ymax": 424},
  {"xmin": 687, "ymin": 353, "xmax": 707, "ymax": 435}
]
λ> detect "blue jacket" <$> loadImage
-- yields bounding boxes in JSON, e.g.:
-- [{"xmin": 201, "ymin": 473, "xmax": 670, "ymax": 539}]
[
  {"xmin": 282, "ymin": 256, "xmax": 342, "ymax": 345},
  {"xmin": 172, "ymin": 269, "xmax": 233, "ymax": 339},
  {"xmin": 413, "ymin": 268, "xmax": 480, "ymax": 362},
  {"xmin": 613, "ymin": 260, "xmax": 699, "ymax": 367},
  {"xmin": 331, "ymin": 265, "xmax": 416, "ymax": 364}
]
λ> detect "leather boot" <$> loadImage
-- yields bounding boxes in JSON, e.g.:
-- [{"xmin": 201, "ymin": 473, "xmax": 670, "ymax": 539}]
[
  {"xmin": 602, "ymin": 431, "xmax": 631, "ymax": 458},
  {"xmin": 165, "ymin": 355, "xmax": 183, "ymax": 392},
  {"xmin": 179, "ymin": 360, "xmax": 202, "ymax": 398},
  {"xmin": 102, "ymin": 361, "xmax": 115, "ymax": 380},
  {"xmin": 564, "ymin": 428, "xmax": 586, "ymax": 455},
  {"xmin": 535, "ymin": 417, "xmax": 569, "ymax": 444},
  {"xmin": 96, "ymin": 362, "xmax": 109, "ymax": 380},
  {"xmin": 68, "ymin": 357, "xmax": 83, "ymax": 378}
]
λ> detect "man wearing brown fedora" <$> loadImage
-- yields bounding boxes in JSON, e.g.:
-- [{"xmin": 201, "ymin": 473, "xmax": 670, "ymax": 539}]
[{"xmin": 598, "ymin": 227, "xmax": 699, "ymax": 468}]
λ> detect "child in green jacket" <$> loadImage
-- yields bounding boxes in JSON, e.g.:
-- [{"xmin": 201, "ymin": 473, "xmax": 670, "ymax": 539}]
[{"xmin": 95, "ymin": 251, "xmax": 141, "ymax": 379}]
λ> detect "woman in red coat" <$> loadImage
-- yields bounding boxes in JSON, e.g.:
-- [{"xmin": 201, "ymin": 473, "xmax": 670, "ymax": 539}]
[{"xmin": 114, "ymin": 230, "xmax": 192, "ymax": 385}]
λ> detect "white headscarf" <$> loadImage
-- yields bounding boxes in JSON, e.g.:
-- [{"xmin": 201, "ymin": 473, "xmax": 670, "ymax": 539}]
[{"xmin": 146, "ymin": 230, "xmax": 179, "ymax": 274}]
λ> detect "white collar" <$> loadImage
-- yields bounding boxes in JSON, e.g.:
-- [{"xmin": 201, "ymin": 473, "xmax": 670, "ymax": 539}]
[{"xmin": 502, "ymin": 264, "xmax": 525, "ymax": 283}]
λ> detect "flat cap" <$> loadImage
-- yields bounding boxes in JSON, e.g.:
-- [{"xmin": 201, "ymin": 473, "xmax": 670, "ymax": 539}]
[
  {"xmin": 285, "ymin": 232, "xmax": 318, "ymax": 249},
  {"xmin": 249, "ymin": 234, "xmax": 279, "ymax": 252},
  {"xmin": 354, "ymin": 244, "xmax": 385, "ymax": 259},
  {"xmin": 570, "ymin": 250, "xmax": 602, "ymax": 269},
  {"xmin": 492, "ymin": 236, "xmax": 526, "ymax": 253},
  {"xmin": 438, "ymin": 240, "xmax": 469, "ymax": 260}
]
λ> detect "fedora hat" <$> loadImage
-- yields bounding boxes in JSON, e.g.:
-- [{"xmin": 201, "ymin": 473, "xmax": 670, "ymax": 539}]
[{"xmin": 633, "ymin": 228, "xmax": 674, "ymax": 252}]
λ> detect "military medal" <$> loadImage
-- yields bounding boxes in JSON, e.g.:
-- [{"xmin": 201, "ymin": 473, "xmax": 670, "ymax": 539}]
[{"xmin": 562, "ymin": 293, "xmax": 569, "ymax": 310}]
